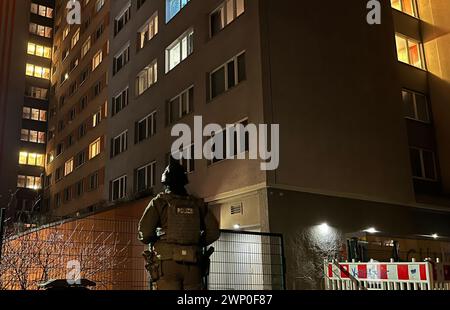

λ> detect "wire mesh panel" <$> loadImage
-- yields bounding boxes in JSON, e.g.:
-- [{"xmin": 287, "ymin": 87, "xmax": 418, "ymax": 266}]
[
  {"xmin": 0, "ymin": 217, "xmax": 285, "ymax": 290},
  {"xmin": 208, "ymin": 231, "xmax": 285, "ymax": 290}
]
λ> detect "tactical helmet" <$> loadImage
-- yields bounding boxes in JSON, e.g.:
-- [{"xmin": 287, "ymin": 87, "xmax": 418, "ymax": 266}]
[{"xmin": 161, "ymin": 159, "xmax": 189, "ymax": 187}]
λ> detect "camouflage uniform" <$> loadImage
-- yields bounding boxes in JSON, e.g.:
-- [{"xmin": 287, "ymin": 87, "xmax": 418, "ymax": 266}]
[{"xmin": 138, "ymin": 192, "xmax": 220, "ymax": 290}]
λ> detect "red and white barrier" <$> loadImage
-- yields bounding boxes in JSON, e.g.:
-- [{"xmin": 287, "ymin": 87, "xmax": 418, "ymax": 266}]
[{"xmin": 325, "ymin": 260, "xmax": 438, "ymax": 290}]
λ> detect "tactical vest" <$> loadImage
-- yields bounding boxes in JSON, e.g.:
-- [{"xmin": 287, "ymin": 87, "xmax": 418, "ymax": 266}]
[{"xmin": 163, "ymin": 195, "xmax": 202, "ymax": 245}]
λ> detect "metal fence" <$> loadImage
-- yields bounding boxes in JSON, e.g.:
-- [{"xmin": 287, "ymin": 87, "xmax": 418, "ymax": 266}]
[{"xmin": 0, "ymin": 217, "xmax": 285, "ymax": 290}]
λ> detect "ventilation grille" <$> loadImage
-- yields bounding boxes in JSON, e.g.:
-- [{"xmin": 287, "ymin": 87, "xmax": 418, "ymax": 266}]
[{"xmin": 230, "ymin": 203, "xmax": 243, "ymax": 215}]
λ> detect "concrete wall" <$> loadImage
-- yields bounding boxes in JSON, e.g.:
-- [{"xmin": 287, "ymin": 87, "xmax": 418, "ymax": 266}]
[
  {"xmin": 267, "ymin": 187, "xmax": 450, "ymax": 289},
  {"xmin": 260, "ymin": 0, "xmax": 415, "ymax": 204},
  {"xmin": 418, "ymin": 0, "xmax": 450, "ymax": 194}
]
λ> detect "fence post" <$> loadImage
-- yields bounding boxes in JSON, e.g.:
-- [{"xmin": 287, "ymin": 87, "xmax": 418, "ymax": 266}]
[{"xmin": 0, "ymin": 208, "xmax": 6, "ymax": 261}]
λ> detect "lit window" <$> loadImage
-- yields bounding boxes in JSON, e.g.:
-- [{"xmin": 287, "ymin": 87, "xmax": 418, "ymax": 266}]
[
  {"xmin": 410, "ymin": 148, "xmax": 437, "ymax": 181},
  {"xmin": 138, "ymin": 13, "xmax": 158, "ymax": 50},
  {"xmin": 31, "ymin": 3, "xmax": 53, "ymax": 18},
  {"xmin": 18, "ymin": 175, "xmax": 41, "ymax": 190},
  {"xmin": 23, "ymin": 107, "xmax": 47, "ymax": 121},
  {"xmin": 166, "ymin": 0, "xmax": 190, "ymax": 22},
  {"xmin": 29, "ymin": 23, "xmax": 52, "ymax": 38},
  {"xmin": 63, "ymin": 26, "xmax": 70, "ymax": 40},
  {"xmin": 28, "ymin": 43, "xmax": 52, "ymax": 58},
  {"xmin": 136, "ymin": 60, "xmax": 157, "ymax": 96},
  {"xmin": 71, "ymin": 29, "xmax": 80, "ymax": 48},
  {"xmin": 166, "ymin": 28, "xmax": 194, "ymax": 72},
  {"xmin": 210, "ymin": 0, "xmax": 245, "ymax": 36},
  {"xmin": 20, "ymin": 129, "xmax": 46, "ymax": 144},
  {"xmin": 391, "ymin": 0, "xmax": 418, "ymax": 18},
  {"xmin": 64, "ymin": 158, "xmax": 74, "ymax": 176},
  {"xmin": 89, "ymin": 138, "xmax": 101, "ymax": 159},
  {"xmin": 25, "ymin": 63, "xmax": 51, "ymax": 79},
  {"xmin": 395, "ymin": 34, "xmax": 425, "ymax": 69},
  {"xmin": 19, "ymin": 152, "xmax": 45, "ymax": 167},
  {"xmin": 81, "ymin": 37, "xmax": 91, "ymax": 58},
  {"xmin": 93, "ymin": 109, "xmax": 102, "ymax": 127},
  {"xmin": 95, "ymin": 0, "xmax": 105, "ymax": 12},
  {"xmin": 402, "ymin": 90, "xmax": 430, "ymax": 123},
  {"xmin": 92, "ymin": 50, "xmax": 103, "ymax": 70}
]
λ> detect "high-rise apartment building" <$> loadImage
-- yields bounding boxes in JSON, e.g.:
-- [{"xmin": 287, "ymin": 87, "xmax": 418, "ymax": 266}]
[
  {"xmin": 105, "ymin": 0, "xmax": 450, "ymax": 288},
  {"xmin": 1, "ymin": 0, "xmax": 450, "ymax": 289},
  {"xmin": 0, "ymin": 0, "xmax": 54, "ymax": 222},
  {"xmin": 43, "ymin": 0, "xmax": 110, "ymax": 218}
]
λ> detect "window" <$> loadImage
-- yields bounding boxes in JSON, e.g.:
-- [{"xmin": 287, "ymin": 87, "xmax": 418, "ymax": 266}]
[
  {"xmin": 112, "ymin": 175, "xmax": 127, "ymax": 201},
  {"xmin": 112, "ymin": 88, "xmax": 129, "ymax": 116},
  {"xmin": 93, "ymin": 109, "xmax": 102, "ymax": 127},
  {"xmin": 45, "ymin": 174, "xmax": 52, "ymax": 188},
  {"xmin": 27, "ymin": 43, "xmax": 52, "ymax": 58},
  {"xmin": 79, "ymin": 123, "xmax": 87, "ymax": 138},
  {"xmin": 71, "ymin": 29, "xmax": 80, "ymax": 48},
  {"xmin": 89, "ymin": 138, "xmax": 101, "ymax": 159},
  {"xmin": 391, "ymin": 0, "xmax": 418, "ymax": 18},
  {"xmin": 63, "ymin": 26, "xmax": 70, "ymax": 40},
  {"xmin": 81, "ymin": 37, "xmax": 91, "ymax": 58},
  {"xmin": 80, "ymin": 68, "xmax": 89, "ymax": 85},
  {"xmin": 170, "ymin": 144, "xmax": 195, "ymax": 173},
  {"xmin": 63, "ymin": 187, "xmax": 72, "ymax": 202},
  {"xmin": 166, "ymin": 29, "xmax": 194, "ymax": 72},
  {"xmin": 208, "ymin": 119, "xmax": 250, "ymax": 165},
  {"xmin": 26, "ymin": 64, "xmax": 51, "ymax": 79},
  {"xmin": 138, "ymin": 13, "xmax": 158, "ymax": 50},
  {"xmin": 395, "ymin": 34, "xmax": 425, "ymax": 69},
  {"xmin": 166, "ymin": 0, "xmax": 190, "ymax": 22},
  {"xmin": 94, "ymin": 23, "xmax": 104, "ymax": 40},
  {"xmin": 80, "ymin": 95, "xmax": 88, "ymax": 110},
  {"xmin": 75, "ymin": 151, "xmax": 86, "ymax": 168},
  {"xmin": 113, "ymin": 44, "xmax": 130, "ymax": 74},
  {"xmin": 95, "ymin": 0, "xmax": 105, "ymax": 12},
  {"xmin": 23, "ymin": 107, "xmax": 47, "ymax": 121},
  {"xmin": 30, "ymin": 3, "xmax": 53, "ymax": 18},
  {"xmin": 410, "ymin": 148, "xmax": 437, "ymax": 181},
  {"xmin": 94, "ymin": 81, "xmax": 102, "ymax": 96},
  {"xmin": 29, "ymin": 23, "xmax": 52, "ymax": 38},
  {"xmin": 65, "ymin": 158, "xmax": 74, "ymax": 176},
  {"xmin": 136, "ymin": 162, "xmax": 156, "ymax": 192},
  {"xmin": 55, "ymin": 193, "xmax": 61, "ymax": 207},
  {"xmin": 70, "ymin": 58, "xmax": 79, "ymax": 72},
  {"xmin": 402, "ymin": 90, "xmax": 430, "ymax": 123},
  {"xmin": 167, "ymin": 86, "xmax": 193, "ymax": 123},
  {"xmin": 136, "ymin": 111, "xmax": 157, "ymax": 143},
  {"xmin": 210, "ymin": 52, "xmax": 246, "ymax": 99},
  {"xmin": 56, "ymin": 143, "xmax": 64, "ymax": 156},
  {"xmin": 137, "ymin": 0, "xmax": 147, "ymax": 9},
  {"xmin": 19, "ymin": 152, "xmax": 45, "ymax": 167},
  {"xmin": 115, "ymin": 4, "xmax": 131, "ymax": 35},
  {"xmin": 20, "ymin": 130, "xmax": 46, "ymax": 144},
  {"xmin": 88, "ymin": 172, "xmax": 99, "ymax": 191},
  {"xmin": 111, "ymin": 131, "xmax": 128, "ymax": 157},
  {"xmin": 210, "ymin": 0, "xmax": 245, "ymax": 36},
  {"xmin": 75, "ymin": 181, "xmax": 84, "ymax": 198},
  {"xmin": 17, "ymin": 175, "xmax": 41, "ymax": 190},
  {"xmin": 92, "ymin": 50, "xmax": 103, "ymax": 70},
  {"xmin": 136, "ymin": 60, "xmax": 157, "ymax": 96},
  {"xmin": 55, "ymin": 167, "xmax": 63, "ymax": 182},
  {"xmin": 26, "ymin": 86, "xmax": 48, "ymax": 99}
]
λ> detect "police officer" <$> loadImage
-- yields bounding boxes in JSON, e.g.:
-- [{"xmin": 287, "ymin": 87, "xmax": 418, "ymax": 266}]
[{"xmin": 138, "ymin": 160, "xmax": 220, "ymax": 290}]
